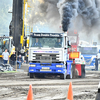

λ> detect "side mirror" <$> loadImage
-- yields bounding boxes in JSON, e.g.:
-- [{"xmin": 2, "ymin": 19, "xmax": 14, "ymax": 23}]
[{"xmin": 64, "ymin": 46, "xmax": 67, "ymax": 49}]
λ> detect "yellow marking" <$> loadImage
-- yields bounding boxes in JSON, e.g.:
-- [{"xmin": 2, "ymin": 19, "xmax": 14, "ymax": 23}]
[
  {"xmin": 0, "ymin": 55, "xmax": 2, "ymax": 57},
  {"xmin": 21, "ymin": 0, "xmax": 26, "ymax": 47}
]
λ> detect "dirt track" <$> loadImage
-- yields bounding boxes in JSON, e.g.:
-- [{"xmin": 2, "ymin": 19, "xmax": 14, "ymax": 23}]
[{"xmin": 0, "ymin": 64, "xmax": 100, "ymax": 100}]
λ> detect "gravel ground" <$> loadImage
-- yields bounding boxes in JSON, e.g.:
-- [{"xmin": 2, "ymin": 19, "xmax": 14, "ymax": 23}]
[{"xmin": 0, "ymin": 64, "xmax": 99, "ymax": 100}]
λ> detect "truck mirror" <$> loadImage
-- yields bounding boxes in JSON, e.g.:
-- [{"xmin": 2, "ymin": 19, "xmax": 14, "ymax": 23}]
[{"xmin": 64, "ymin": 46, "xmax": 67, "ymax": 49}]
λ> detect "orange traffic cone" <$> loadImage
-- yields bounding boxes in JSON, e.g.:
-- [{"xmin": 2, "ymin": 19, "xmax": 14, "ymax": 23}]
[
  {"xmin": 27, "ymin": 84, "xmax": 33, "ymax": 100},
  {"xmin": 67, "ymin": 82, "xmax": 73, "ymax": 100}
]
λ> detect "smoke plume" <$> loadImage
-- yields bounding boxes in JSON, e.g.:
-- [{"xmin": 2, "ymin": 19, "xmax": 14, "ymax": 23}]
[
  {"xmin": 27, "ymin": 0, "xmax": 61, "ymax": 32},
  {"xmin": 27, "ymin": 0, "xmax": 100, "ymax": 42},
  {"xmin": 57, "ymin": 0, "xmax": 100, "ymax": 33}
]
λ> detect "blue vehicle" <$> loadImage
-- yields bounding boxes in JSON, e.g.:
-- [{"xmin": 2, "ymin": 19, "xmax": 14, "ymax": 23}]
[
  {"xmin": 79, "ymin": 46, "xmax": 98, "ymax": 70},
  {"xmin": 28, "ymin": 32, "xmax": 72, "ymax": 79}
]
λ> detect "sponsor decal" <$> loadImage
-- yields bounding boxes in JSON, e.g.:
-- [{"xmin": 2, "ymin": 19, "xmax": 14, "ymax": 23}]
[
  {"xmin": 31, "ymin": 33, "xmax": 63, "ymax": 37},
  {"xmin": 33, "ymin": 51, "xmax": 59, "ymax": 53}
]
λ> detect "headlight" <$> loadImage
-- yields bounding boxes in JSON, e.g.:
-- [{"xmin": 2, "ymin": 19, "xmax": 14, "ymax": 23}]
[
  {"xmin": 58, "ymin": 70, "xmax": 61, "ymax": 72},
  {"xmin": 56, "ymin": 65, "xmax": 63, "ymax": 67},
  {"xmin": 30, "ymin": 64, "xmax": 36, "ymax": 67}
]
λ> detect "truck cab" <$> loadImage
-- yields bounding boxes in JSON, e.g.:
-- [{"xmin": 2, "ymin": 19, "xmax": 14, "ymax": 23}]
[{"xmin": 28, "ymin": 33, "xmax": 69, "ymax": 79}]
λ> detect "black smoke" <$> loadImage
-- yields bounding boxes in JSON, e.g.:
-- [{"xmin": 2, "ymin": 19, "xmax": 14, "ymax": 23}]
[
  {"xmin": 62, "ymin": 3, "xmax": 73, "ymax": 32},
  {"xmin": 58, "ymin": 0, "xmax": 100, "ymax": 32},
  {"xmin": 27, "ymin": 0, "xmax": 100, "ymax": 37}
]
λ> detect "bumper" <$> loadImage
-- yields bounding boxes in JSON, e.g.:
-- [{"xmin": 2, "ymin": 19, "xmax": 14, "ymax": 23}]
[
  {"xmin": 29, "ymin": 63, "xmax": 67, "ymax": 74},
  {"xmin": 29, "ymin": 67, "xmax": 66, "ymax": 74}
]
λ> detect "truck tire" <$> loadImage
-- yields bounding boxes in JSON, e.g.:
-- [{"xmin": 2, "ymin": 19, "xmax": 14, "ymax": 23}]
[
  {"xmin": 30, "ymin": 73, "xmax": 33, "ymax": 78},
  {"xmin": 81, "ymin": 69, "xmax": 85, "ymax": 78},
  {"xmin": 66, "ymin": 75, "xmax": 70, "ymax": 79},
  {"xmin": 75, "ymin": 69, "xmax": 78, "ymax": 78},
  {"xmin": 72, "ymin": 69, "xmax": 78, "ymax": 79},
  {"xmin": 60, "ymin": 73, "xmax": 66, "ymax": 79},
  {"xmin": 81, "ymin": 66, "xmax": 85, "ymax": 78}
]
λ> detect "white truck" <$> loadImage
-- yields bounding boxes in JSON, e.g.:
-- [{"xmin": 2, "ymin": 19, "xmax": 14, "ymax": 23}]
[{"xmin": 28, "ymin": 32, "xmax": 71, "ymax": 79}]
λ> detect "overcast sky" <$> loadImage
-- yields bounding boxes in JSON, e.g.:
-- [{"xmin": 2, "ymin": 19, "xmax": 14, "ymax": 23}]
[{"xmin": 0, "ymin": 0, "xmax": 12, "ymax": 36}]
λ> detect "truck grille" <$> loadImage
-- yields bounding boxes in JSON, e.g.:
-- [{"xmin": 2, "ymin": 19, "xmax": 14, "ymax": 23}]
[{"xmin": 32, "ymin": 53, "xmax": 59, "ymax": 63}]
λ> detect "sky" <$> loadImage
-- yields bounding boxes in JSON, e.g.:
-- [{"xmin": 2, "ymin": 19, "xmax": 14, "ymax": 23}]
[{"xmin": 0, "ymin": 0, "xmax": 13, "ymax": 36}]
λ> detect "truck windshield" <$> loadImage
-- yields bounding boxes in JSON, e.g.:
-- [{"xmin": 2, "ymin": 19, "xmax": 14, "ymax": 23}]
[
  {"xmin": 79, "ymin": 47, "xmax": 97, "ymax": 55},
  {"xmin": 0, "ymin": 38, "xmax": 9, "ymax": 55},
  {"xmin": 29, "ymin": 37, "xmax": 63, "ymax": 48}
]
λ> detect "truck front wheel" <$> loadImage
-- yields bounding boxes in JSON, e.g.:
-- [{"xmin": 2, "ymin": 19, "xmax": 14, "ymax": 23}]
[
  {"xmin": 66, "ymin": 75, "xmax": 71, "ymax": 79},
  {"xmin": 60, "ymin": 74, "xmax": 66, "ymax": 79},
  {"xmin": 30, "ymin": 73, "xmax": 33, "ymax": 78}
]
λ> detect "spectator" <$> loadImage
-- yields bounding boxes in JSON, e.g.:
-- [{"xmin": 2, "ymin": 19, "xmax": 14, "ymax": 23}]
[
  {"xmin": 2, "ymin": 49, "xmax": 9, "ymax": 64},
  {"xmin": 17, "ymin": 55, "xmax": 23, "ymax": 69},
  {"xmin": 25, "ymin": 51, "xmax": 29, "ymax": 64},
  {"xmin": 95, "ymin": 55, "xmax": 98, "ymax": 71},
  {"xmin": 10, "ymin": 51, "xmax": 16, "ymax": 65}
]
